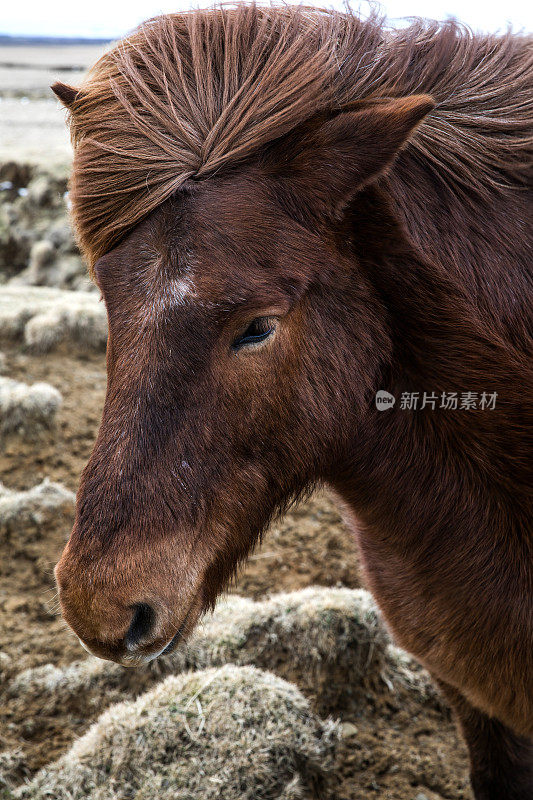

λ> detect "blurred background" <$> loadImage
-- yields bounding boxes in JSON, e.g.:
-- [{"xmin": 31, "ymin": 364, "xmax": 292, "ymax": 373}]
[{"xmin": 4, "ymin": 0, "xmax": 533, "ymax": 37}]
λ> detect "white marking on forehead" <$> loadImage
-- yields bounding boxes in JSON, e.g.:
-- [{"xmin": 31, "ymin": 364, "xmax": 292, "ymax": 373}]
[
  {"xmin": 168, "ymin": 276, "xmax": 196, "ymax": 305},
  {"xmin": 136, "ymin": 249, "xmax": 202, "ymax": 326},
  {"xmin": 141, "ymin": 274, "xmax": 197, "ymax": 324}
]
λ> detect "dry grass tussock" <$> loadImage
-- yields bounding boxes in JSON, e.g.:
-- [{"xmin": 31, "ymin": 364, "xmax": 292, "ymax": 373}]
[
  {"xmin": 0, "ymin": 749, "xmax": 26, "ymax": 795},
  {"xmin": 0, "ymin": 286, "xmax": 106, "ymax": 352},
  {"xmin": 14, "ymin": 664, "xmax": 340, "ymax": 800},
  {"xmin": 0, "ymin": 479, "xmax": 74, "ymax": 536},
  {"xmin": 8, "ymin": 587, "xmax": 388, "ymax": 716},
  {"xmin": 0, "ymin": 377, "xmax": 61, "ymax": 438}
]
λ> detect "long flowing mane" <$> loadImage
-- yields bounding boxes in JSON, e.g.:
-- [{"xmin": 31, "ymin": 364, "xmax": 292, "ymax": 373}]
[{"xmin": 64, "ymin": 3, "xmax": 533, "ymax": 268}]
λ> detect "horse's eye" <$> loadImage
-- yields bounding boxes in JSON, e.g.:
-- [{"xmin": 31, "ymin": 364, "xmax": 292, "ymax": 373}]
[{"xmin": 232, "ymin": 317, "xmax": 275, "ymax": 350}]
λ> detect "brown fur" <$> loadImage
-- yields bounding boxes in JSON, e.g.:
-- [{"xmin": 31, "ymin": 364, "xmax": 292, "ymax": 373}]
[{"xmin": 53, "ymin": 6, "xmax": 533, "ymax": 798}]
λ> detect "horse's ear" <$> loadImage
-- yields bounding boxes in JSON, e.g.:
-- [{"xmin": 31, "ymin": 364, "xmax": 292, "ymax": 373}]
[
  {"xmin": 51, "ymin": 81, "xmax": 81, "ymax": 108},
  {"xmin": 272, "ymin": 94, "xmax": 434, "ymax": 220}
]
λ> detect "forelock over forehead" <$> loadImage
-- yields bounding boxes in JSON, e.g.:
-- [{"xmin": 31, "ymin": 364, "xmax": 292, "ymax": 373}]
[
  {"xmin": 95, "ymin": 182, "xmax": 317, "ymax": 316},
  {"xmin": 65, "ymin": 4, "xmax": 368, "ymax": 271}
]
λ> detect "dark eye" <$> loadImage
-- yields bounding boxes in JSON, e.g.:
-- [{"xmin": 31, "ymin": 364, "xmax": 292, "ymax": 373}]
[{"xmin": 232, "ymin": 317, "xmax": 275, "ymax": 350}]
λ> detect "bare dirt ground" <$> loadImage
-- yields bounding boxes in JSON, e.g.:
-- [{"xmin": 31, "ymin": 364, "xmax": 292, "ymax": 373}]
[{"xmin": 0, "ymin": 44, "xmax": 472, "ymax": 800}]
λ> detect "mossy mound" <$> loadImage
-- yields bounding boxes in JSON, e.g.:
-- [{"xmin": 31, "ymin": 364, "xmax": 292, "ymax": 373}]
[
  {"xmin": 15, "ymin": 665, "xmax": 339, "ymax": 800},
  {"xmin": 0, "ymin": 287, "xmax": 106, "ymax": 352}
]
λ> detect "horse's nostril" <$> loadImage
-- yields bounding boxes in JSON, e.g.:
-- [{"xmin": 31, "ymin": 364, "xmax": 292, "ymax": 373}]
[{"xmin": 125, "ymin": 602, "xmax": 156, "ymax": 650}]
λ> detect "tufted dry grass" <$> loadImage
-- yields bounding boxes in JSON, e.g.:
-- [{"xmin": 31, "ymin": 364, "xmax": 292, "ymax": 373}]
[
  {"xmin": 0, "ymin": 479, "xmax": 74, "ymax": 536},
  {"xmin": 0, "ymin": 377, "xmax": 62, "ymax": 438},
  {"xmin": 14, "ymin": 664, "xmax": 340, "ymax": 800},
  {"xmin": 0, "ymin": 286, "xmax": 107, "ymax": 353}
]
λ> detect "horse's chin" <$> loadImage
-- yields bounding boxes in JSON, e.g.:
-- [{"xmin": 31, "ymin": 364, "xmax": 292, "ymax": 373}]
[
  {"xmin": 160, "ymin": 626, "xmax": 185, "ymax": 656},
  {"xmin": 77, "ymin": 632, "xmax": 181, "ymax": 667}
]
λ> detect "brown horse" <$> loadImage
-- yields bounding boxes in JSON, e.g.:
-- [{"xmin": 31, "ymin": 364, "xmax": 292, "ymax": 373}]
[{"xmin": 52, "ymin": 6, "xmax": 532, "ymax": 798}]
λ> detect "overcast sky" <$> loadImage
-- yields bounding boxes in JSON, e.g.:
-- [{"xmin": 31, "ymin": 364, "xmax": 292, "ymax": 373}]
[{"xmin": 2, "ymin": 0, "xmax": 532, "ymax": 38}]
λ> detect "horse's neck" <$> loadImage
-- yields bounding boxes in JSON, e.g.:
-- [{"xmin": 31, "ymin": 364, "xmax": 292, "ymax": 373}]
[
  {"xmin": 336, "ymin": 187, "xmax": 531, "ymax": 541},
  {"xmin": 329, "ymin": 154, "xmax": 532, "ymax": 729},
  {"xmin": 331, "ymin": 304, "xmax": 533, "ymax": 725},
  {"xmin": 386, "ymin": 156, "xmax": 533, "ymax": 351}
]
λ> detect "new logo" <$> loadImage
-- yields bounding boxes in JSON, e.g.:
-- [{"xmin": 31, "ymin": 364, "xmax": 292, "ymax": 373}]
[{"xmin": 375, "ymin": 390, "xmax": 396, "ymax": 411}]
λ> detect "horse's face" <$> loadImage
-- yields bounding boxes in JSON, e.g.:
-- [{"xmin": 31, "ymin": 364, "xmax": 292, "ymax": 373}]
[
  {"xmin": 54, "ymin": 173, "xmax": 376, "ymax": 664},
  {"xmin": 55, "ymin": 98, "xmax": 432, "ymax": 664}
]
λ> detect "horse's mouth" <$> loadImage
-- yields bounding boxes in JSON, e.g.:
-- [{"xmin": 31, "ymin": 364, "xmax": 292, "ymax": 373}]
[{"xmin": 75, "ymin": 605, "xmax": 196, "ymax": 666}]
